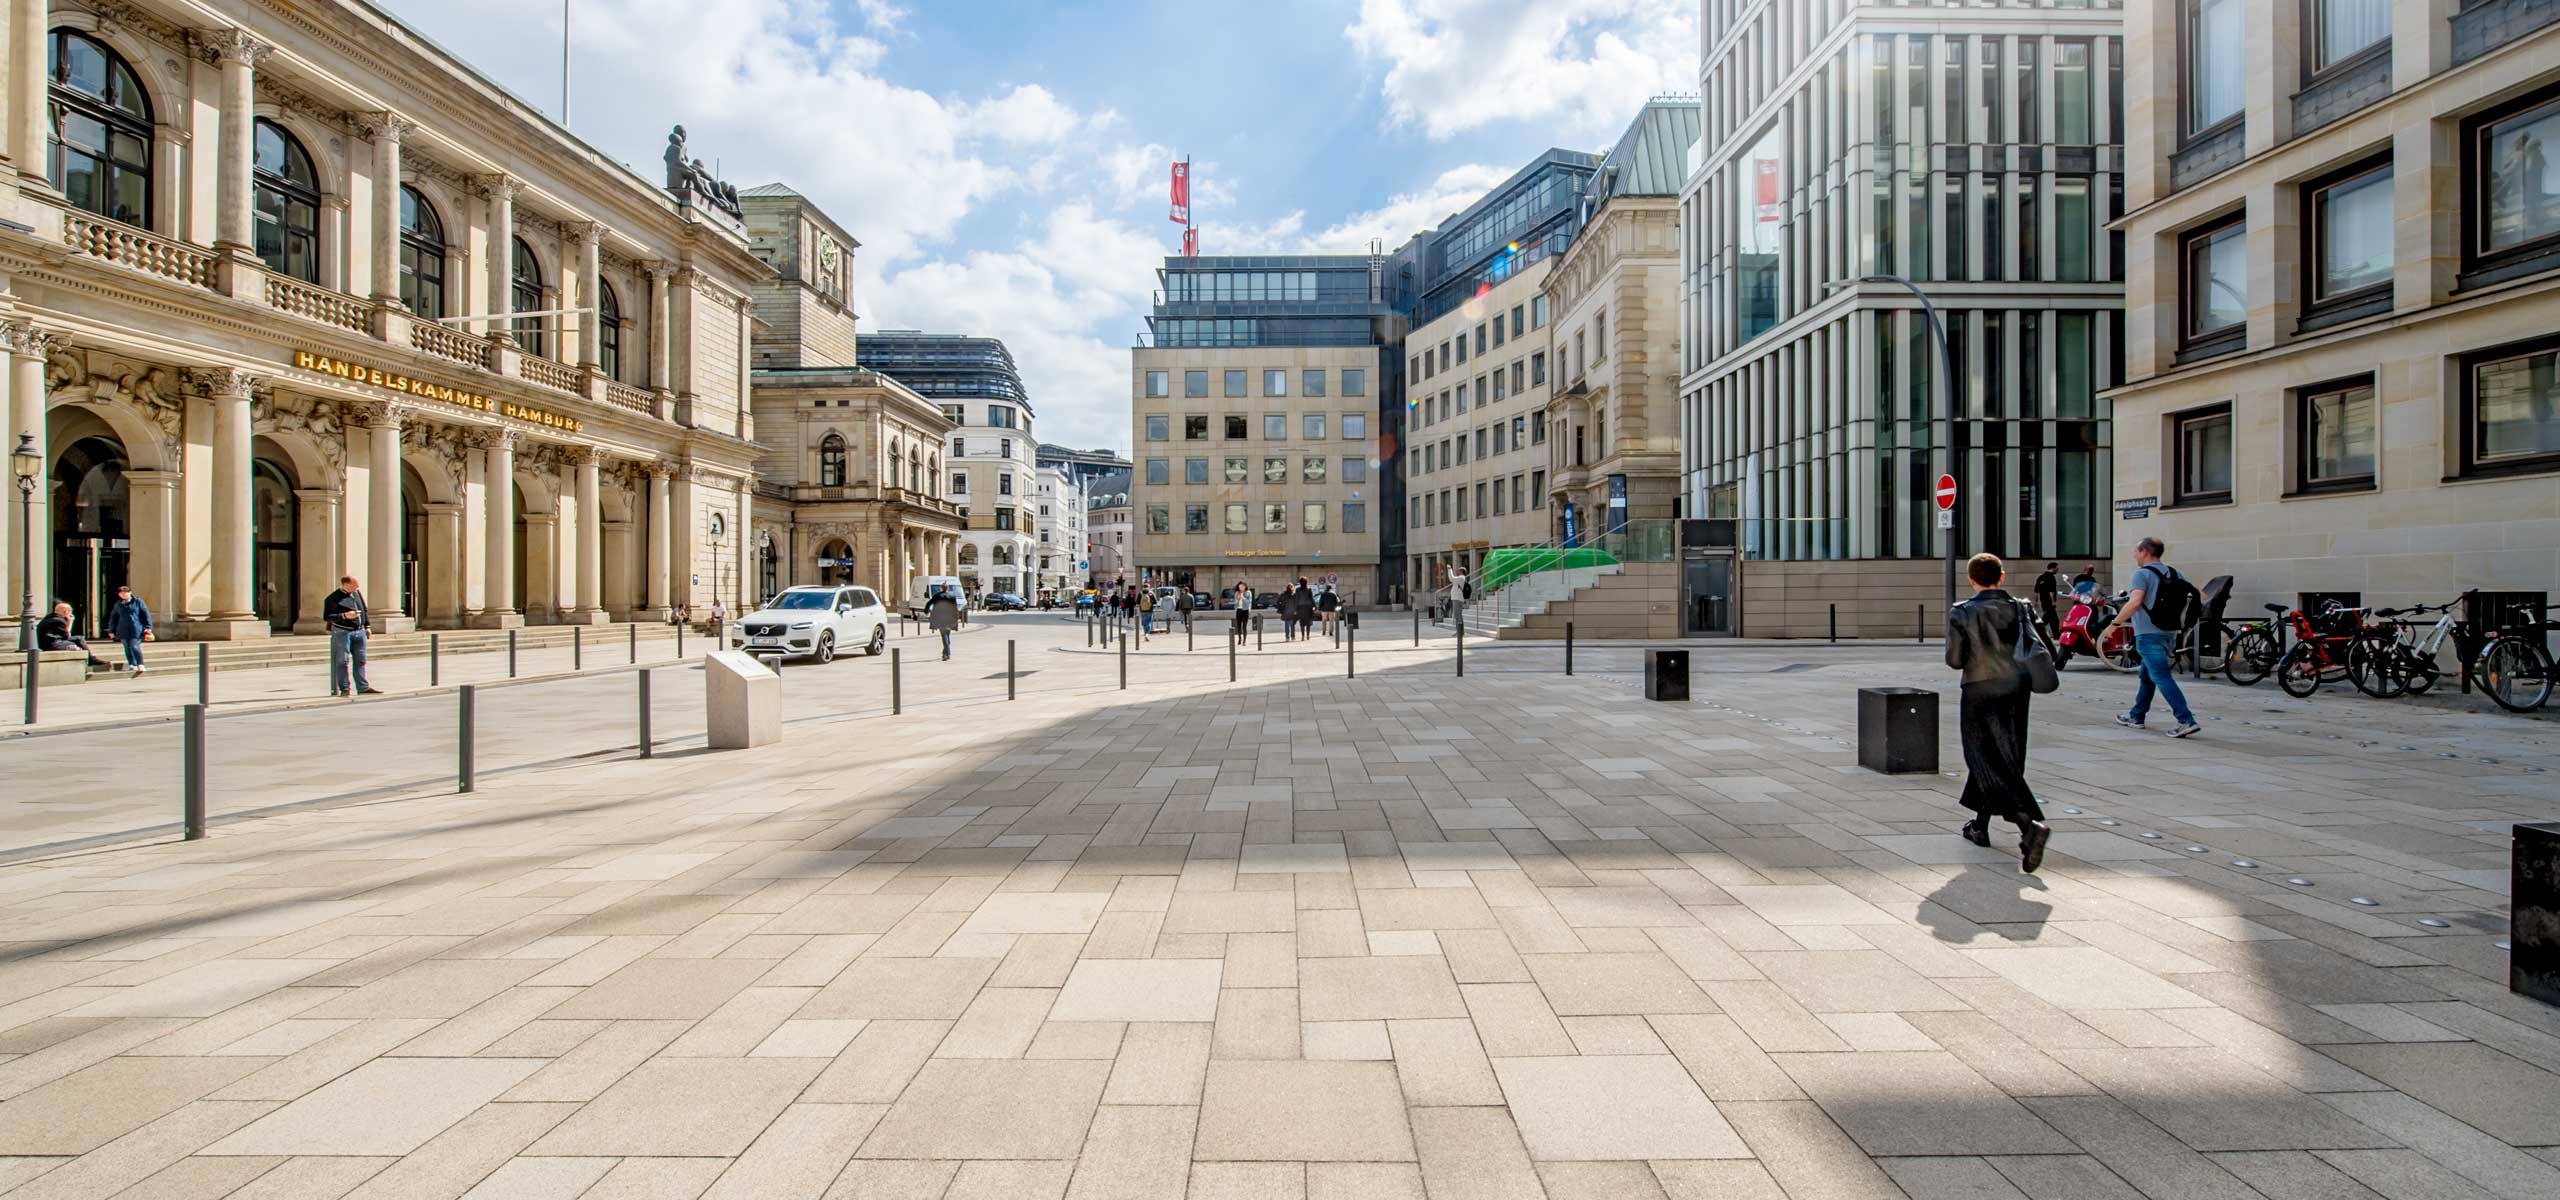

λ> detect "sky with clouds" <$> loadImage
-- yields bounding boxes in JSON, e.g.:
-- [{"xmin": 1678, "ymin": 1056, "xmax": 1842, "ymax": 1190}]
[{"xmin": 383, "ymin": 0, "xmax": 1697, "ymax": 455}]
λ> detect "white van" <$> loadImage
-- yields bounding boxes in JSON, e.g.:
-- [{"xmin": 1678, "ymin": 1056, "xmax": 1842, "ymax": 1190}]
[{"xmin": 905, "ymin": 575, "xmax": 966, "ymax": 620}]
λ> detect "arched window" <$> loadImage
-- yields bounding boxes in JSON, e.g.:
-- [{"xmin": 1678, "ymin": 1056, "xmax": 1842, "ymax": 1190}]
[
  {"xmin": 48, "ymin": 29, "xmax": 152, "ymax": 227},
  {"xmin": 818, "ymin": 432, "xmax": 848, "ymax": 487},
  {"xmin": 596, "ymin": 278, "xmax": 623, "ymax": 381},
  {"xmin": 398, "ymin": 185, "xmax": 445, "ymax": 317},
  {"xmin": 252, "ymin": 118, "xmax": 319, "ymax": 282},
  {"xmin": 510, "ymin": 237, "xmax": 544, "ymax": 356}
]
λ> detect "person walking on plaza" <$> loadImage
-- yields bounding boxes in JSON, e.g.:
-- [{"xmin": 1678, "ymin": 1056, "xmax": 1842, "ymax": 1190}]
[
  {"xmin": 927, "ymin": 586, "xmax": 962, "ymax": 661},
  {"xmin": 1946, "ymin": 553, "xmax": 2055, "ymax": 873},
  {"xmin": 2101, "ymin": 536, "xmax": 2202, "ymax": 738},
  {"xmin": 1175, "ymin": 587, "xmax": 1194, "ymax": 631},
  {"xmin": 1317, "ymin": 583, "xmax": 1340, "ymax": 634},
  {"xmin": 2032, "ymin": 562, "xmax": 2061, "ymax": 636},
  {"xmin": 322, "ymin": 575, "xmax": 379, "ymax": 697},
  {"xmin": 1232, "ymin": 583, "xmax": 1252, "ymax": 640},
  {"xmin": 1138, "ymin": 586, "xmax": 1157, "ymax": 634},
  {"xmin": 106, "ymin": 584, "xmax": 153, "ymax": 674},
  {"xmin": 1448, "ymin": 567, "xmax": 1470, "ymax": 620},
  {"xmin": 1290, "ymin": 577, "xmax": 1317, "ymax": 641},
  {"xmin": 36, "ymin": 601, "xmax": 109, "ymax": 671}
]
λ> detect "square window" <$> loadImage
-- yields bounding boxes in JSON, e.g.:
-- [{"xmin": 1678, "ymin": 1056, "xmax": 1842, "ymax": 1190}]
[
  {"xmin": 1225, "ymin": 456, "xmax": 1248, "ymax": 484},
  {"xmin": 2308, "ymin": 0, "xmax": 2389, "ymax": 76},
  {"xmin": 1343, "ymin": 502, "xmax": 1366, "ymax": 533},
  {"xmin": 1225, "ymin": 369, "xmax": 1247, "ymax": 397},
  {"xmin": 1185, "ymin": 370, "xmax": 1208, "ymax": 397},
  {"xmin": 1264, "ymin": 456, "xmax": 1287, "ymax": 484},
  {"xmin": 2469, "ymin": 87, "xmax": 2560, "ymax": 280},
  {"xmin": 1344, "ymin": 456, "xmax": 1367, "ymax": 483},
  {"xmin": 2307, "ymin": 161, "xmax": 2393, "ymax": 308},
  {"xmin": 2463, "ymin": 336, "xmax": 2560, "ymax": 475},
  {"xmin": 1145, "ymin": 457, "xmax": 1169, "ymax": 486},
  {"xmin": 1185, "ymin": 457, "xmax": 1208, "ymax": 485},
  {"xmin": 1226, "ymin": 414, "xmax": 1248, "ymax": 439},
  {"xmin": 1146, "ymin": 504, "xmax": 1169, "ymax": 534},
  {"xmin": 1185, "ymin": 414, "xmax": 1209, "ymax": 440},
  {"xmin": 1145, "ymin": 414, "xmax": 1169, "ymax": 442},
  {"xmin": 1530, "ymin": 353, "xmax": 1546, "ymax": 385},
  {"xmin": 1303, "ymin": 413, "xmax": 1326, "ymax": 440},
  {"xmin": 1264, "ymin": 501, "xmax": 1287, "ymax": 533},
  {"xmin": 1303, "ymin": 369, "xmax": 1326, "ymax": 397},
  {"xmin": 1343, "ymin": 413, "xmax": 1367, "ymax": 440},
  {"xmin": 1224, "ymin": 502, "xmax": 1247, "ymax": 533},
  {"xmin": 2173, "ymin": 405, "xmax": 2234, "ymax": 505},
  {"xmin": 2182, "ymin": 217, "xmax": 2247, "ymax": 349},
  {"xmin": 1342, "ymin": 368, "xmax": 1365, "ymax": 396},
  {"xmin": 1144, "ymin": 370, "xmax": 1168, "ymax": 398},
  {"xmin": 1303, "ymin": 456, "xmax": 1327, "ymax": 483},
  {"xmin": 1492, "ymin": 319, "xmax": 1506, "ymax": 348},
  {"xmin": 1264, "ymin": 413, "xmax": 1287, "ymax": 439},
  {"xmin": 1302, "ymin": 502, "xmax": 1326, "ymax": 533},
  {"xmin": 2296, "ymin": 377, "xmax": 2378, "ymax": 491},
  {"xmin": 1457, "ymin": 488, "xmax": 1469, "ymax": 520},
  {"xmin": 1186, "ymin": 503, "xmax": 1208, "ymax": 533},
  {"xmin": 1474, "ymin": 325, "xmax": 1487, "ymax": 355},
  {"xmin": 1265, "ymin": 369, "xmax": 1287, "ymax": 396}
]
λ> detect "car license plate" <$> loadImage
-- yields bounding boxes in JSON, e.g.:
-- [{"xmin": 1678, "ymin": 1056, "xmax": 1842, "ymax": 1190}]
[{"xmin": 750, "ymin": 636, "xmax": 782, "ymax": 646}]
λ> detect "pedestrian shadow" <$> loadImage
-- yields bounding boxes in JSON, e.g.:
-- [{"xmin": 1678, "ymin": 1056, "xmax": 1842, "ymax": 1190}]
[{"xmin": 1917, "ymin": 864, "xmax": 2056, "ymax": 945}]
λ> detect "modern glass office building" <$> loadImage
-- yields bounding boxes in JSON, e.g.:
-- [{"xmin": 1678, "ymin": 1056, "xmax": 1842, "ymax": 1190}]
[{"xmin": 1679, "ymin": 0, "xmax": 2127, "ymax": 636}]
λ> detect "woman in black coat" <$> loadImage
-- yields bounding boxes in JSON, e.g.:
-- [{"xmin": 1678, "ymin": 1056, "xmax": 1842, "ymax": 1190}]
[{"xmin": 1946, "ymin": 552, "xmax": 2055, "ymax": 872}]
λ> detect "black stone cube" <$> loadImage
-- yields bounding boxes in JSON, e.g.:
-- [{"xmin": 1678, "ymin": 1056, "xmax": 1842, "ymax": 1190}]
[
  {"xmin": 1645, "ymin": 650, "xmax": 1689, "ymax": 701},
  {"xmin": 2515, "ymin": 822, "xmax": 2560, "ymax": 1007},
  {"xmin": 1858, "ymin": 687, "xmax": 1938, "ymax": 775}
]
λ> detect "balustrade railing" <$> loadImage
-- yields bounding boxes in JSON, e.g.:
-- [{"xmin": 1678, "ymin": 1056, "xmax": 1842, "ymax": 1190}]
[
  {"xmin": 61, "ymin": 212, "xmax": 217, "ymax": 289},
  {"xmin": 410, "ymin": 321, "xmax": 491, "ymax": 369},
  {"xmin": 602, "ymin": 379, "xmax": 653, "ymax": 413},
  {"xmin": 518, "ymin": 353, "xmax": 585, "ymax": 393},
  {"xmin": 265, "ymin": 276, "xmax": 370, "ymax": 333}
]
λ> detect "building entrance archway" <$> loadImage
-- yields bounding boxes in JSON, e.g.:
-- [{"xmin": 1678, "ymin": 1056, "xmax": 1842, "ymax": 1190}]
[
  {"xmin": 400, "ymin": 463, "xmax": 432, "ymax": 619},
  {"xmin": 816, "ymin": 538, "xmax": 855, "ymax": 586},
  {"xmin": 49, "ymin": 436, "xmax": 130, "ymax": 636},
  {"xmin": 250, "ymin": 454, "xmax": 299, "ymax": 632}
]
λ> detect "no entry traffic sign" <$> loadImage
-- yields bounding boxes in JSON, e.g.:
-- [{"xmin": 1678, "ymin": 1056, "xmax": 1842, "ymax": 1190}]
[{"xmin": 1933, "ymin": 474, "xmax": 1957, "ymax": 511}]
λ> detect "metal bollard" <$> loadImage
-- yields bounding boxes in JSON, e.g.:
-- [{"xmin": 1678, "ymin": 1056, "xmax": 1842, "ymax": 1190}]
[
  {"xmin": 22, "ymin": 648, "xmax": 36, "ymax": 726},
  {"xmin": 1087, "ymin": 613, "xmax": 1094, "ymax": 648},
  {"xmin": 1829, "ymin": 603, "xmax": 1838, "ymax": 644},
  {"xmin": 457, "ymin": 685, "xmax": 477, "ymax": 793},
  {"xmin": 1008, "ymin": 640, "xmax": 1016, "ymax": 701},
  {"xmin": 1256, "ymin": 617, "xmax": 1264, "ymax": 652},
  {"xmin": 1348, "ymin": 624, "xmax": 1356, "ymax": 679},
  {"xmin": 508, "ymin": 628, "xmax": 518, "ymax": 678},
  {"xmin": 182, "ymin": 703, "xmax": 207, "ymax": 840},
  {"xmin": 1456, "ymin": 612, "xmax": 1465, "ymax": 677},
  {"xmin": 1414, "ymin": 604, "xmax": 1421, "ymax": 647},
  {"xmin": 629, "ymin": 623, "xmax": 638, "ymax": 664},
  {"xmin": 1187, "ymin": 619, "xmax": 1193, "ymax": 652},
  {"xmin": 1229, "ymin": 631, "xmax": 1237, "ymax": 682},
  {"xmin": 1916, "ymin": 605, "xmax": 1924, "ymax": 645},
  {"xmin": 428, "ymin": 633, "xmax": 440, "ymax": 688},
  {"xmin": 891, "ymin": 648, "xmax": 902, "ymax": 714},
  {"xmin": 198, "ymin": 642, "xmax": 211, "ymax": 705},
  {"xmin": 573, "ymin": 626, "xmax": 583, "ymax": 671},
  {"xmin": 638, "ymin": 669, "xmax": 653, "ymax": 759},
  {"xmin": 1119, "ymin": 630, "xmax": 1127, "ymax": 690},
  {"xmin": 1566, "ymin": 622, "xmax": 1575, "ymax": 676}
]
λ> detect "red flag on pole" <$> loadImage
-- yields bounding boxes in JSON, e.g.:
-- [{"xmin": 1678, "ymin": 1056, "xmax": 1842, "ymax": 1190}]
[
  {"xmin": 1169, "ymin": 161, "xmax": 1190, "ymax": 225},
  {"xmin": 1182, "ymin": 226, "xmax": 1198, "ymax": 256}
]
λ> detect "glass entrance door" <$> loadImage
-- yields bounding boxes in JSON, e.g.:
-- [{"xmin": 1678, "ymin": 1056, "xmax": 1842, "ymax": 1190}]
[{"xmin": 1682, "ymin": 552, "xmax": 1733, "ymax": 636}]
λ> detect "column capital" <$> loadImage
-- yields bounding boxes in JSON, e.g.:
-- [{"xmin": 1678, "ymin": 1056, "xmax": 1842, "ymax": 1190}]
[
  {"xmin": 646, "ymin": 460, "xmax": 679, "ymax": 480},
  {"xmin": 342, "ymin": 400, "xmax": 407, "ymax": 429},
  {"xmin": 190, "ymin": 28, "xmax": 274, "ymax": 67},
  {"xmin": 465, "ymin": 427, "xmax": 521, "ymax": 451},
  {"xmin": 562, "ymin": 445, "xmax": 604, "ymax": 467},
  {"xmin": 574, "ymin": 221, "xmax": 606, "ymax": 250},
  {"xmin": 184, "ymin": 366, "xmax": 260, "ymax": 400},
  {"xmin": 479, "ymin": 173, "xmax": 523, "ymax": 202},
  {"xmin": 0, "ymin": 319, "xmax": 64, "ymax": 360},
  {"xmin": 359, "ymin": 111, "xmax": 415, "ymax": 144},
  {"xmin": 644, "ymin": 259, "xmax": 676, "ymax": 284}
]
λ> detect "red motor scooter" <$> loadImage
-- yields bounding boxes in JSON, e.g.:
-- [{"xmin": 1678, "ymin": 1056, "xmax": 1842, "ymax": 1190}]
[{"xmin": 2055, "ymin": 589, "xmax": 2138, "ymax": 671}]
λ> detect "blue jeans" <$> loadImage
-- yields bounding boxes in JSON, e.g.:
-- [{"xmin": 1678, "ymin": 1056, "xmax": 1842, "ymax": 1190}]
[
  {"xmin": 330, "ymin": 628, "xmax": 369, "ymax": 695},
  {"xmin": 119, "ymin": 637, "xmax": 145, "ymax": 668},
  {"xmin": 2129, "ymin": 632, "xmax": 2193, "ymax": 726}
]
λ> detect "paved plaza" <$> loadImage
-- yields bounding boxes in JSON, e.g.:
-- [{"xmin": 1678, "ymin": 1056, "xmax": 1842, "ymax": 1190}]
[{"xmin": 0, "ymin": 613, "xmax": 2555, "ymax": 1199}]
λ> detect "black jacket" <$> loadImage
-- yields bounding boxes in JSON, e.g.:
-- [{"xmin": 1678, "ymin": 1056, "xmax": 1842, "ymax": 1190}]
[
  {"xmin": 1947, "ymin": 589, "xmax": 2052, "ymax": 687},
  {"xmin": 322, "ymin": 588, "xmax": 367, "ymax": 633},
  {"xmin": 35, "ymin": 613, "xmax": 85, "ymax": 650},
  {"xmin": 2033, "ymin": 570, "xmax": 2059, "ymax": 602}
]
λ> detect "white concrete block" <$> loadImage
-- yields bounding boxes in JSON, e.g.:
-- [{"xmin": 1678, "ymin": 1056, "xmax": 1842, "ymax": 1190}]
[{"xmin": 704, "ymin": 650, "xmax": 781, "ymax": 750}]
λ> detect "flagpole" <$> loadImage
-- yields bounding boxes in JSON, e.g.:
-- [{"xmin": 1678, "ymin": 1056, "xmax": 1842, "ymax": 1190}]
[{"xmin": 561, "ymin": 0, "xmax": 572, "ymax": 125}]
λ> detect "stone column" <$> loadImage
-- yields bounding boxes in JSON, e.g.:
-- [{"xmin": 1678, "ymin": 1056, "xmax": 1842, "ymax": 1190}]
[
  {"xmin": 644, "ymin": 464, "xmax": 670, "ymax": 619},
  {"xmin": 576, "ymin": 224, "xmax": 604, "ymax": 371},
  {"xmin": 10, "ymin": 0, "xmax": 49, "ymax": 188},
  {"xmin": 570, "ymin": 448, "xmax": 606, "ymax": 621},
  {"xmin": 1, "ymin": 321, "xmax": 53, "ymax": 633},
  {"xmin": 186, "ymin": 366, "xmax": 265, "ymax": 638},
  {"xmin": 645, "ymin": 261, "xmax": 673, "ymax": 392},
  {"xmin": 474, "ymin": 429, "xmax": 520, "ymax": 627},
  {"xmin": 364, "ymin": 113, "xmax": 411, "ymax": 306},
  {"xmin": 151, "ymin": 124, "xmax": 187, "ymax": 240},
  {"xmin": 292, "ymin": 486, "xmax": 339, "ymax": 634},
  {"xmin": 198, "ymin": 29, "xmax": 269, "ymax": 255},
  {"xmin": 122, "ymin": 470, "xmax": 179, "ymax": 630},
  {"xmin": 483, "ymin": 175, "xmax": 518, "ymax": 333},
  {"xmin": 358, "ymin": 404, "xmax": 410, "ymax": 629}
]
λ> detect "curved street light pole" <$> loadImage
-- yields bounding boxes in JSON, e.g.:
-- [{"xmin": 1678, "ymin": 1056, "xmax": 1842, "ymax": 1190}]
[{"xmin": 1834, "ymin": 275, "xmax": 1958, "ymax": 620}]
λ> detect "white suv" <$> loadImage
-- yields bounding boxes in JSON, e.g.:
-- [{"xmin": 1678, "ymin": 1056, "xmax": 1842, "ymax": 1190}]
[{"xmin": 730, "ymin": 585, "xmax": 888, "ymax": 663}]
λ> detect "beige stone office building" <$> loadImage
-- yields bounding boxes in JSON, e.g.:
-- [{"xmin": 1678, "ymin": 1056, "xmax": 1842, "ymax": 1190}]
[
  {"xmin": 1404, "ymin": 259, "xmax": 1554, "ymax": 590},
  {"xmin": 2115, "ymin": 0, "xmax": 2560, "ymax": 614},
  {"xmin": 740, "ymin": 187, "xmax": 959, "ymax": 603},
  {"xmin": 1131, "ymin": 300, "xmax": 1381, "ymax": 600},
  {"xmin": 2, "ymin": 0, "xmax": 766, "ymax": 640},
  {"xmin": 1547, "ymin": 100, "xmax": 1695, "ymax": 546}
]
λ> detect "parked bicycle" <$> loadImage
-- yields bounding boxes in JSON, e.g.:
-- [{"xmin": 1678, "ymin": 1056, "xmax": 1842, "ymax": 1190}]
[{"xmin": 2268, "ymin": 601, "xmax": 2399, "ymax": 699}]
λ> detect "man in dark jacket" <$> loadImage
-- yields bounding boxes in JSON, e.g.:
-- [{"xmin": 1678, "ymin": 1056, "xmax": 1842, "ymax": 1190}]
[
  {"xmin": 1289, "ymin": 577, "xmax": 1316, "ymax": 641},
  {"xmin": 321, "ymin": 575, "xmax": 378, "ymax": 697},
  {"xmin": 106, "ymin": 584, "xmax": 153, "ymax": 673},
  {"xmin": 37, "ymin": 601, "xmax": 108, "ymax": 669},
  {"xmin": 2032, "ymin": 562, "xmax": 2061, "ymax": 637}
]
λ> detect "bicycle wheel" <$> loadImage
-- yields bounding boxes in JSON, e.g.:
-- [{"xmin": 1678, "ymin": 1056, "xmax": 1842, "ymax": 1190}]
[
  {"xmin": 2400, "ymin": 647, "xmax": 2441, "ymax": 695},
  {"xmin": 2101, "ymin": 630, "xmax": 2141, "ymax": 673},
  {"xmin": 2347, "ymin": 636, "xmax": 2406, "ymax": 699},
  {"xmin": 2277, "ymin": 643, "xmax": 2323, "ymax": 698},
  {"xmin": 2478, "ymin": 637, "xmax": 2555, "ymax": 714},
  {"xmin": 2192, "ymin": 626, "xmax": 2230, "ymax": 675},
  {"xmin": 2224, "ymin": 626, "xmax": 2277, "ymax": 686}
]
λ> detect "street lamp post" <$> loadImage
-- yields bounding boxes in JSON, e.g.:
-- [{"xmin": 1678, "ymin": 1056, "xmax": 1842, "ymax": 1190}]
[
  {"xmin": 13, "ymin": 432, "xmax": 41, "ymax": 653},
  {"xmin": 1827, "ymin": 275, "xmax": 1959, "ymax": 618}
]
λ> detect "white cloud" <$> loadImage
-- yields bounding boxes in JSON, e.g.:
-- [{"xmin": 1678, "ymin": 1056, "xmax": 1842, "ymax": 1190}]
[
  {"xmin": 962, "ymin": 84, "xmax": 1084, "ymax": 146},
  {"xmin": 1224, "ymin": 162, "xmax": 1515, "ymax": 255},
  {"xmin": 1345, "ymin": 0, "xmax": 1695, "ymax": 141},
  {"xmin": 851, "ymin": 0, "xmax": 907, "ymax": 31}
]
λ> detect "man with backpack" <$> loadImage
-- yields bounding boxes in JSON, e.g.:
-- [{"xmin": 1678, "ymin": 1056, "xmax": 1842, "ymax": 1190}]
[{"xmin": 2101, "ymin": 536, "xmax": 2201, "ymax": 738}]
